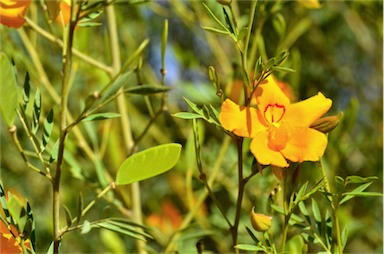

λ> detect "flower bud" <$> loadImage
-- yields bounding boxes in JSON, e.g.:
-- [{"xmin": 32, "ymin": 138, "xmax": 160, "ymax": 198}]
[
  {"xmin": 250, "ymin": 208, "xmax": 272, "ymax": 232},
  {"xmin": 310, "ymin": 112, "xmax": 343, "ymax": 133}
]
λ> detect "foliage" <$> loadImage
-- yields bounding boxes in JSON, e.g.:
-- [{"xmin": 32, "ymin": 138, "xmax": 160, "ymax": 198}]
[{"xmin": 0, "ymin": 0, "xmax": 382, "ymax": 253}]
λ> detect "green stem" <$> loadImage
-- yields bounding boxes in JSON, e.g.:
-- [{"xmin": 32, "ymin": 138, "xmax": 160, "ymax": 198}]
[
  {"xmin": 318, "ymin": 159, "xmax": 342, "ymax": 253},
  {"xmin": 53, "ymin": 2, "xmax": 78, "ymax": 252},
  {"xmin": 105, "ymin": 3, "xmax": 146, "ymax": 254},
  {"xmin": 231, "ymin": 137, "xmax": 245, "ymax": 253}
]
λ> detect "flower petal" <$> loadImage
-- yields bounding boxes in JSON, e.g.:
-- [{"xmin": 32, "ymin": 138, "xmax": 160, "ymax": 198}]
[
  {"xmin": 250, "ymin": 132, "xmax": 289, "ymax": 168},
  {"xmin": 219, "ymin": 99, "xmax": 267, "ymax": 138},
  {"xmin": 284, "ymin": 92, "xmax": 332, "ymax": 127},
  {"xmin": 281, "ymin": 127, "xmax": 328, "ymax": 163},
  {"xmin": 254, "ymin": 76, "xmax": 291, "ymax": 111}
]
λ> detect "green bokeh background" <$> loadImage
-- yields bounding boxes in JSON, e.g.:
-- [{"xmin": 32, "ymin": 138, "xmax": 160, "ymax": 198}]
[{"xmin": 1, "ymin": 0, "xmax": 382, "ymax": 253}]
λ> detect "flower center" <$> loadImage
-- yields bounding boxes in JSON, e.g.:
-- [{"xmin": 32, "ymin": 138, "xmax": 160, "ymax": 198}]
[
  {"xmin": 264, "ymin": 104, "xmax": 285, "ymax": 126},
  {"xmin": 264, "ymin": 104, "xmax": 289, "ymax": 151}
]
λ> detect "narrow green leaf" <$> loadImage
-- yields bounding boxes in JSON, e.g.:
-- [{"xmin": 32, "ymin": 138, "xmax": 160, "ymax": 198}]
[
  {"xmin": 100, "ymin": 71, "xmax": 133, "ymax": 103},
  {"xmin": 82, "ymin": 112, "xmax": 121, "ymax": 122},
  {"xmin": 183, "ymin": 97, "xmax": 204, "ymax": 116},
  {"xmin": 172, "ymin": 112, "xmax": 204, "ymax": 120},
  {"xmin": 295, "ymin": 181, "xmax": 308, "ymax": 202},
  {"xmin": 26, "ymin": 201, "xmax": 35, "ymax": 250},
  {"xmin": 335, "ymin": 176, "xmax": 344, "ymax": 185},
  {"xmin": 201, "ymin": 26, "xmax": 230, "ymax": 35},
  {"xmin": 298, "ymin": 201, "xmax": 309, "ymax": 217},
  {"xmin": 272, "ymin": 65, "xmax": 296, "ymax": 73},
  {"xmin": 41, "ymin": 109, "xmax": 54, "ymax": 151},
  {"xmin": 116, "ymin": 143, "xmax": 182, "ymax": 185},
  {"xmin": 0, "ymin": 183, "xmax": 11, "ymax": 223},
  {"xmin": 64, "ymin": 206, "xmax": 72, "ymax": 227},
  {"xmin": 22, "ymin": 72, "xmax": 30, "ymax": 110},
  {"xmin": 32, "ymin": 89, "xmax": 41, "ymax": 134},
  {"xmin": 49, "ymin": 139, "xmax": 59, "ymax": 163},
  {"xmin": 0, "ymin": 53, "xmax": 19, "ymax": 126},
  {"xmin": 339, "ymin": 182, "xmax": 372, "ymax": 205},
  {"xmin": 222, "ymin": 6, "xmax": 235, "ymax": 35},
  {"xmin": 8, "ymin": 196, "xmax": 27, "ymax": 232},
  {"xmin": 311, "ymin": 199, "xmax": 321, "ymax": 223},
  {"xmin": 124, "ymin": 84, "xmax": 170, "ymax": 95},
  {"xmin": 341, "ymin": 226, "xmax": 348, "ymax": 250},
  {"xmin": 342, "ymin": 192, "xmax": 383, "ymax": 197},
  {"xmin": 96, "ymin": 222, "xmax": 146, "ymax": 240},
  {"xmin": 235, "ymin": 244, "xmax": 264, "ymax": 251},
  {"xmin": 345, "ymin": 175, "xmax": 378, "ymax": 185},
  {"xmin": 202, "ymin": 2, "xmax": 229, "ymax": 32},
  {"xmin": 245, "ymin": 226, "xmax": 259, "ymax": 244},
  {"xmin": 81, "ymin": 220, "xmax": 91, "ymax": 234}
]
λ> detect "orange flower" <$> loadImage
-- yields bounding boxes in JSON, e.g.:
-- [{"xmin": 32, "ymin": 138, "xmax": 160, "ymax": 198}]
[
  {"xmin": 0, "ymin": 0, "xmax": 31, "ymax": 28},
  {"xmin": 219, "ymin": 76, "xmax": 332, "ymax": 168},
  {"xmin": 55, "ymin": 0, "xmax": 71, "ymax": 26}
]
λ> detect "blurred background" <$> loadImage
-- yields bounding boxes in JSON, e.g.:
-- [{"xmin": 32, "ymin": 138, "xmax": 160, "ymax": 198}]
[{"xmin": 1, "ymin": 0, "xmax": 382, "ymax": 253}]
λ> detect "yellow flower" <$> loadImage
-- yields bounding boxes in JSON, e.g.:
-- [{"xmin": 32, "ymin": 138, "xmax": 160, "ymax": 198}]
[
  {"xmin": 297, "ymin": 0, "xmax": 321, "ymax": 9},
  {"xmin": 250, "ymin": 209, "xmax": 272, "ymax": 232},
  {"xmin": 219, "ymin": 76, "xmax": 332, "ymax": 168},
  {"xmin": 0, "ymin": 0, "xmax": 31, "ymax": 28}
]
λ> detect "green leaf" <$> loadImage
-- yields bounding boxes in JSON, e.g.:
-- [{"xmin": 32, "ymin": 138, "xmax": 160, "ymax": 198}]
[
  {"xmin": 339, "ymin": 182, "xmax": 372, "ymax": 205},
  {"xmin": 82, "ymin": 112, "xmax": 121, "ymax": 122},
  {"xmin": 96, "ymin": 222, "xmax": 146, "ymax": 240},
  {"xmin": 124, "ymin": 84, "xmax": 170, "ymax": 95},
  {"xmin": 295, "ymin": 181, "xmax": 308, "ymax": 202},
  {"xmin": 26, "ymin": 201, "xmax": 35, "ymax": 250},
  {"xmin": 202, "ymin": 2, "xmax": 229, "ymax": 33},
  {"xmin": 22, "ymin": 72, "xmax": 30, "ymax": 110},
  {"xmin": 245, "ymin": 226, "xmax": 259, "ymax": 244},
  {"xmin": 235, "ymin": 244, "xmax": 265, "ymax": 251},
  {"xmin": 201, "ymin": 26, "xmax": 230, "ymax": 35},
  {"xmin": 0, "ymin": 53, "xmax": 19, "ymax": 126},
  {"xmin": 0, "ymin": 183, "xmax": 11, "ymax": 223},
  {"xmin": 81, "ymin": 220, "xmax": 92, "ymax": 234},
  {"xmin": 172, "ymin": 112, "xmax": 204, "ymax": 120},
  {"xmin": 8, "ymin": 195, "xmax": 27, "ymax": 232},
  {"xmin": 345, "ymin": 175, "xmax": 379, "ymax": 185},
  {"xmin": 341, "ymin": 226, "xmax": 348, "ymax": 250},
  {"xmin": 272, "ymin": 65, "xmax": 296, "ymax": 73},
  {"xmin": 41, "ymin": 109, "xmax": 54, "ymax": 151},
  {"xmin": 311, "ymin": 199, "xmax": 321, "ymax": 223},
  {"xmin": 49, "ymin": 139, "xmax": 59, "ymax": 163},
  {"xmin": 32, "ymin": 89, "xmax": 41, "ymax": 134},
  {"xmin": 64, "ymin": 205, "xmax": 72, "ymax": 227},
  {"xmin": 115, "ymin": 143, "xmax": 182, "ymax": 185}
]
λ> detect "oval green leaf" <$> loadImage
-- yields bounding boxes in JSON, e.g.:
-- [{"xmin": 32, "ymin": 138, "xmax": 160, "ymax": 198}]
[
  {"xmin": 116, "ymin": 143, "xmax": 182, "ymax": 185},
  {"xmin": 0, "ymin": 53, "xmax": 19, "ymax": 126}
]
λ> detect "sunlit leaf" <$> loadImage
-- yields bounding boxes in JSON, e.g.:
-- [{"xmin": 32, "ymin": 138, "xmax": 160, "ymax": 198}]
[
  {"xmin": 49, "ymin": 139, "xmax": 59, "ymax": 163},
  {"xmin": 0, "ymin": 53, "xmax": 19, "ymax": 126},
  {"xmin": 345, "ymin": 175, "xmax": 378, "ymax": 185},
  {"xmin": 81, "ymin": 220, "xmax": 91, "ymax": 234},
  {"xmin": 339, "ymin": 182, "xmax": 372, "ymax": 205},
  {"xmin": 115, "ymin": 143, "xmax": 182, "ymax": 185}
]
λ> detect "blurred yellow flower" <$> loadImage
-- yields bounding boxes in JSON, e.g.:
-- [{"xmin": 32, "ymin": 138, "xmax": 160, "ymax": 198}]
[
  {"xmin": 297, "ymin": 0, "xmax": 321, "ymax": 9},
  {"xmin": 0, "ymin": 0, "xmax": 31, "ymax": 28},
  {"xmin": 219, "ymin": 76, "xmax": 332, "ymax": 168}
]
